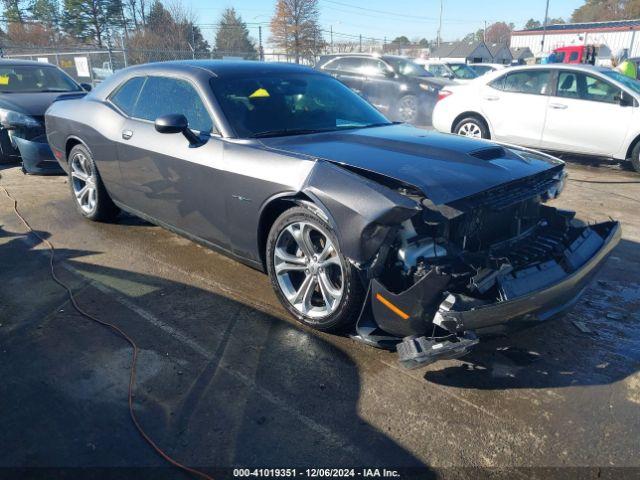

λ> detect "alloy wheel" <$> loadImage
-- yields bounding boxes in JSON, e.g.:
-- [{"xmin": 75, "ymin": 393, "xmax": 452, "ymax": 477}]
[
  {"xmin": 70, "ymin": 152, "xmax": 98, "ymax": 214},
  {"xmin": 398, "ymin": 96, "xmax": 418, "ymax": 123},
  {"xmin": 274, "ymin": 221, "xmax": 344, "ymax": 319},
  {"xmin": 457, "ymin": 122, "xmax": 482, "ymax": 138}
]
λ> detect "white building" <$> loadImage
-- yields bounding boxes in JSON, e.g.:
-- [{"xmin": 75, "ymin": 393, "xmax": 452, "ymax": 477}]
[{"xmin": 511, "ymin": 19, "xmax": 640, "ymax": 59}]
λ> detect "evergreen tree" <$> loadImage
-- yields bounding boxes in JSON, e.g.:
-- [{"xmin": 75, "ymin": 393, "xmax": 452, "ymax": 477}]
[
  {"xmin": 62, "ymin": 0, "xmax": 109, "ymax": 46},
  {"xmin": 214, "ymin": 8, "xmax": 256, "ymax": 58},
  {"xmin": 2, "ymin": 0, "xmax": 25, "ymax": 23}
]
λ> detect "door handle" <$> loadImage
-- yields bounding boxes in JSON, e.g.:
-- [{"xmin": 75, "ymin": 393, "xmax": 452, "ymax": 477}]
[
  {"xmin": 549, "ymin": 103, "xmax": 567, "ymax": 109},
  {"xmin": 122, "ymin": 130, "xmax": 133, "ymax": 140},
  {"xmin": 484, "ymin": 96, "xmax": 500, "ymax": 101}
]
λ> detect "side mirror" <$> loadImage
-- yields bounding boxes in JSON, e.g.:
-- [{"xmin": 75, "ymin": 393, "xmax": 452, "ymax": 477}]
[
  {"xmin": 619, "ymin": 90, "xmax": 635, "ymax": 107},
  {"xmin": 443, "ymin": 72, "xmax": 454, "ymax": 79},
  {"xmin": 80, "ymin": 83, "xmax": 92, "ymax": 92},
  {"xmin": 384, "ymin": 69, "xmax": 395, "ymax": 78},
  {"xmin": 155, "ymin": 113, "xmax": 201, "ymax": 145}
]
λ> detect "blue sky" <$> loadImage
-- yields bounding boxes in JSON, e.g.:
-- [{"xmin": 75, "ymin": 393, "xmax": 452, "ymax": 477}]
[{"xmin": 184, "ymin": 0, "xmax": 586, "ymax": 45}]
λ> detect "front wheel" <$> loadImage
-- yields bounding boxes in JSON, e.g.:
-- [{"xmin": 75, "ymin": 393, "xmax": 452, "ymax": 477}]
[
  {"xmin": 453, "ymin": 116, "xmax": 490, "ymax": 139},
  {"xmin": 266, "ymin": 206, "xmax": 364, "ymax": 332}
]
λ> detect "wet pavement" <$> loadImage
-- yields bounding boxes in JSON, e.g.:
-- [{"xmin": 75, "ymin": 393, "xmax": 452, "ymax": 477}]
[{"xmin": 1, "ymin": 160, "xmax": 639, "ymax": 479}]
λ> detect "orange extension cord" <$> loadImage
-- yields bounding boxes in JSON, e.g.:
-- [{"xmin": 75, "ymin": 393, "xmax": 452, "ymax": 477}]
[{"xmin": 1, "ymin": 181, "xmax": 214, "ymax": 480}]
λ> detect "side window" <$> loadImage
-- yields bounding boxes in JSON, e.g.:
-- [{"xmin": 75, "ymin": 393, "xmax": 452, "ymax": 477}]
[
  {"xmin": 110, "ymin": 76, "xmax": 145, "ymax": 115},
  {"xmin": 334, "ymin": 57, "xmax": 363, "ymax": 73},
  {"xmin": 133, "ymin": 76, "xmax": 214, "ymax": 133},
  {"xmin": 556, "ymin": 72, "xmax": 621, "ymax": 104},
  {"xmin": 584, "ymin": 74, "xmax": 620, "ymax": 104},
  {"xmin": 556, "ymin": 72, "xmax": 580, "ymax": 99},
  {"xmin": 503, "ymin": 70, "xmax": 550, "ymax": 95},
  {"xmin": 359, "ymin": 58, "xmax": 389, "ymax": 76},
  {"xmin": 569, "ymin": 51, "xmax": 579, "ymax": 62},
  {"xmin": 428, "ymin": 64, "xmax": 446, "ymax": 76}
]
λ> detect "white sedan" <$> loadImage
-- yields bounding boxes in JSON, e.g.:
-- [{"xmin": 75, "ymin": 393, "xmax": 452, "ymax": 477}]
[{"xmin": 433, "ymin": 64, "xmax": 640, "ymax": 172}]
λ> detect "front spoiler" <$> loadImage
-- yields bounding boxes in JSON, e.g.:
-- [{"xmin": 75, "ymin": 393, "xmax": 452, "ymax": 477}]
[
  {"xmin": 355, "ymin": 221, "xmax": 621, "ymax": 347},
  {"xmin": 13, "ymin": 135, "xmax": 64, "ymax": 175}
]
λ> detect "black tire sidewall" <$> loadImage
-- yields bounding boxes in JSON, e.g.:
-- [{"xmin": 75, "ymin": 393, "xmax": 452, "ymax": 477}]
[
  {"xmin": 266, "ymin": 206, "xmax": 364, "ymax": 332},
  {"xmin": 68, "ymin": 144, "xmax": 118, "ymax": 222},
  {"xmin": 454, "ymin": 116, "xmax": 490, "ymax": 139},
  {"xmin": 631, "ymin": 143, "xmax": 640, "ymax": 173}
]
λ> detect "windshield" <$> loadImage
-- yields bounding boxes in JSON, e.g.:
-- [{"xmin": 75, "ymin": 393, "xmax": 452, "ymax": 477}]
[
  {"xmin": 448, "ymin": 63, "xmax": 479, "ymax": 79},
  {"xmin": 210, "ymin": 73, "xmax": 392, "ymax": 138},
  {"xmin": 0, "ymin": 65, "xmax": 81, "ymax": 93},
  {"xmin": 385, "ymin": 58, "xmax": 432, "ymax": 77},
  {"xmin": 602, "ymin": 69, "xmax": 640, "ymax": 95}
]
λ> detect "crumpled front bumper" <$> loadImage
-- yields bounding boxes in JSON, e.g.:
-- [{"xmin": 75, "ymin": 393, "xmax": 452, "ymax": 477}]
[
  {"xmin": 13, "ymin": 134, "xmax": 64, "ymax": 175},
  {"xmin": 358, "ymin": 221, "xmax": 621, "ymax": 345}
]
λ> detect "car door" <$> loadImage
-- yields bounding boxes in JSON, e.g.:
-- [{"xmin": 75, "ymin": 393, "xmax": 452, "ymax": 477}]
[
  {"xmin": 323, "ymin": 57, "xmax": 366, "ymax": 96},
  {"xmin": 114, "ymin": 75, "xmax": 230, "ymax": 249},
  {"xmin": 359, "ymin": 58, "xmax": 397, "ymax": 113},
  {"xmin": 479, "ymin": 69, "xmax": 551, "ymax": 147},
  {"xmin": 542, "ymin": 70, "xmax": 633, "ymax": 155}
]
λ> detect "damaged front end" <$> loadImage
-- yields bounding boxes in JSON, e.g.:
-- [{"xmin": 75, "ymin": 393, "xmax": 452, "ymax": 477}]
[
  {"xmin": 348, "ymin": 162, "xmax": 620, "ymax": 368},
  {"xmin": 0, "ymin": 111, "xmax": 62, "ymax": 174}
]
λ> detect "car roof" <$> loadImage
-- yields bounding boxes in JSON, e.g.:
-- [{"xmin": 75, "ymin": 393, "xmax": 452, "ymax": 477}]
[
  {"xmin": 507, "ymin": 63, "xmax": 610, "ymax": 73},
  {"xmin": 122, "ymin": 60, "xmax": 318, "ymax": 78},
  {"xmin": 0, "ymin": 58, "xmax": 58, "ymax": 67}
]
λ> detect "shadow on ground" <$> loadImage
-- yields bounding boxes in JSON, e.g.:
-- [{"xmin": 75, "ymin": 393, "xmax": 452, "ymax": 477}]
[{"xmin": 0, "ymin": 226, "xmax": 431, "ymax": 478}]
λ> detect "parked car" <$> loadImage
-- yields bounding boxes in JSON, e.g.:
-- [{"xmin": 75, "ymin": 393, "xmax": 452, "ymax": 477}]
[
  {"xmin": 315, "ymin": 54, "xmax": 451, "ymax": 124},
  {"xmin": 433, "ymin": 64, "xmax": 640, "ymax": 172},
  {"xmin": 0, "ymin": 59, "xmax": 90, "ymax": 174},
  {"xmin": 416, "ymin": 59, "xmax": 479, "ymax": 83},
  {"xmin": 45, "ymin": 61, "xmax": 619, "ymax": 367},
  {"xmin": 469, "ymin": 63, "xmax": 508, "ymax": 76}
]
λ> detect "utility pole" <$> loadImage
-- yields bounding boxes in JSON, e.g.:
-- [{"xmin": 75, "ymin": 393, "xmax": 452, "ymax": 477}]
[
  {"xmin": 541, "ymin": 0, "xmax": 550, "ymax": 53},
  {"xmin": 437, "ymin": 0, "xmax": 443, "ymax": 47},
  {"xmin": 191, "ymin": 24, "xmax": 196, "ymax": 59},
  {"xmin": 484, "ymin": 20, "xmax": 487, "ymax": 43},
  {"xmin": 359, "ymin": 34, "xmax": 362, "ymax": 53},
  {"xmin": 258, "ymin": 26, "xmax": 264, "ymax": 61},
  {"xmin": 330, "ymin": 25, "xmax": 333, "ymax": 53}
]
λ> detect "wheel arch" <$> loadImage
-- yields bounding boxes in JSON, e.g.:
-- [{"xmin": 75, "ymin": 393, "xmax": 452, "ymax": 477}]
[
  {"xmin": 450, "ymin": 111, "xmax": 491, "ymax": 138},
  {"xmin": 65, "ymin": 136, "xmax": 91, "ymax": 161},
  {"xmin": 256, "ymin": 192, "xmax": 330, "ymax": 271},
  {"xmin": 624, "ymin": 132, "xmax": 640, "ymax": 160}
]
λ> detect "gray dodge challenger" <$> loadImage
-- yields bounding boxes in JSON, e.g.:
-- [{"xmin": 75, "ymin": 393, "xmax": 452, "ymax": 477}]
[{"xmin": 45, "ymin": 61, "xmax": 620, "ymax": 367}]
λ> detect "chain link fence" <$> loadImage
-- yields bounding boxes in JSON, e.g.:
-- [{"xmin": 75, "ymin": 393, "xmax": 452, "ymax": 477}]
[{"xmin": 2, "ymin": 47, "xmax": 317, "ymax": 86}]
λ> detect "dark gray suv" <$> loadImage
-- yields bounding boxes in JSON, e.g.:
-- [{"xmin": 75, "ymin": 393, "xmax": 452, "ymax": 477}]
[{"xmin": 316, "ymin": 54, "xmax": 452, "ymax": 125}]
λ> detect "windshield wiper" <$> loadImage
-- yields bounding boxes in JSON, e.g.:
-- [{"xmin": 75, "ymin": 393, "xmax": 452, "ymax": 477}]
[{"xmin": 251, "ymin": 127, "xmax": 336, "ymax": 138}]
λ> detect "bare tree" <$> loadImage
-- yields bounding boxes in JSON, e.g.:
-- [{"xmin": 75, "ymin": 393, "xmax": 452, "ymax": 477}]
[{"xmin": 270, "ymin": 0, "xmax": 323, "ymax": 63}]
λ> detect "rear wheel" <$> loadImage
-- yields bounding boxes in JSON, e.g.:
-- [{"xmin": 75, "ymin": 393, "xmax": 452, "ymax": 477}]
[
  {"xmin": 68, "ymin": 144, "xmax": 119, "ymax": 222},
  {"xmin": 630, "ymin": 142, "xmax": 640, "ymax": 173},
  {"xmin": 266, "ymin": 206, "xmax": 364, "ymax": 332},
  {"xmin": 453, "ymin": 116, "xmax": 490, "ymax": 139},
  {"xmin": 396, "ymin": 95, "xmax": 419, "ymax": 124}
]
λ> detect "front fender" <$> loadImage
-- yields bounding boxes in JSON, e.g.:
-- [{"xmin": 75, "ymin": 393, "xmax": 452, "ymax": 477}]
[{"xmin": 302, "ymin": 161, "xmax": 421, "ymax": 266}]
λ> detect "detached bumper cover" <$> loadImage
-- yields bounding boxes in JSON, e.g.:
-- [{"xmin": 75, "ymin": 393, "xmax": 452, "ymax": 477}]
[{"xmin": 13, "ymin": 134, "xmax": 63, "ymax": 175}]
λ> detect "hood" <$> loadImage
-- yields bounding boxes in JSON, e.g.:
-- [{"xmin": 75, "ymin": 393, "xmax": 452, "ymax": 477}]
[
  {"xmin": 0, "ymin": 92, "xmax": 84, "ymax": 117},
  {"xmin": 259, "ymin": 124, "xmax": 563, "ymax": 205}
]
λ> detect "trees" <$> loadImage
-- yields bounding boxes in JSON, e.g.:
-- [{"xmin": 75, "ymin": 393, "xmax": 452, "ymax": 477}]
[
  {"xmin": 571, "ymin": 0, "xmax": 640, "ymax": 22},
  {"xmin": 485, "ymin": 21, "xmax": 513, "ymax": 45},
  {"xmin": 214, "ymin": 7, "xmax": 257, "ymax": 58},
  {"xmin": 271, "ymin": 0, "xmax": 323, "ymax": 63},
  {"xmin": 61, "ymin": 0, "xmax": 110, "ymax": 46}
]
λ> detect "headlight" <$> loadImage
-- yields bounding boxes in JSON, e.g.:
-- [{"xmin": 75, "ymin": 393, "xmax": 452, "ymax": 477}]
[
  {"xmin": 0, "ymin": 108, "xmax": 41, "ymax": 129},
  {"xmin": 419, "ymin": 83, "xmax": 436, "ymax": 93}
]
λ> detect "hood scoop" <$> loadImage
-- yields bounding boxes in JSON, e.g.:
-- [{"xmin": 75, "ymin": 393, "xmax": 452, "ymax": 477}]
[{"xmin": 469, "ymin": 146, "xmax": 506, "ymax": 161}]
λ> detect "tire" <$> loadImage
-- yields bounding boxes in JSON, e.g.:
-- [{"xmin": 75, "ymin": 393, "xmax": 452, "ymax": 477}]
[
  {"xmin": 396, "ymin": 95, "xmax": 419, "ymax": 124},
  {"xmin": 453, "ymin": 115, "xmax": 490, "ymax": 139},
  {"xmin": 630, "ymin": 142, "xmax": 640, "ymax": 173},
  {"xmin": 67, "ymin": 144, "xmax": 119, "ymax": 222},
  {"xmin": 266, "ymin": 206, "xmax": 364, "ymax": 332}
]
